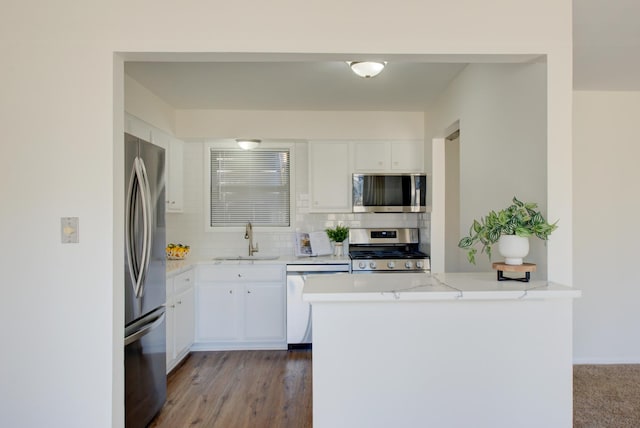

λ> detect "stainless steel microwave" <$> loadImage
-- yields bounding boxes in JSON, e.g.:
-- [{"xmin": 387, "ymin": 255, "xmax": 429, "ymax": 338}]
[{"xmin": 352, "ymin": 173, "xmax": 427, "ymax": 213}]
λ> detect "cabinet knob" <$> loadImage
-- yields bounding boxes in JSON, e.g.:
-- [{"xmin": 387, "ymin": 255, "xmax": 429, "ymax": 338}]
[
  {"xmin": 229, "ymin": 290, "xmax": 233, "ymax": 294},
  {"xmin": 177, "ymin": 300, "xmax": 182, "ymax": 305},
  {"xmin": 247, "ymin": 290, "xmax": 251, "ymax": 294},
  {"xmin": 237, "ymin": 273, "xmax": 242, "ymax": 277}
]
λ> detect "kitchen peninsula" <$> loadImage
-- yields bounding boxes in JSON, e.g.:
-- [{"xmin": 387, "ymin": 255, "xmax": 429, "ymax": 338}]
[{"xmin": 304, "ymin": 272, "xmax": 581, "ymax": 428}]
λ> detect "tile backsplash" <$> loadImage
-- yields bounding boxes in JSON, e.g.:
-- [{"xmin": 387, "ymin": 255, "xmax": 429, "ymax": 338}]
[{"xmin": 166, "ymin": 142, "xmax": 430, "ymax": 259}]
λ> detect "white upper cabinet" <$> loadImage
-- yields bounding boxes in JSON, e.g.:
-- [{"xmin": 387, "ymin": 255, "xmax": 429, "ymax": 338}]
[
  {"xmin": 354, "ymin": 141, "xmax": 389, "ymax": 171},
  {"xmin": 308, "ymin": 141, "xmax": 352, "ymax": 213},
  {"xmin": 149, "ymin": 128, "xmax": 184, "ymax": 213},
  {"xmin": 165, "ymin": 136, "xmax": 184, "ymax": 212},
  {"xmin": 354, "ymin": 140, "xmax": 424, "ymax": 172},
  {"xmin": 125, "ymin": 114, "xmax": 184, "ymax": 213}
]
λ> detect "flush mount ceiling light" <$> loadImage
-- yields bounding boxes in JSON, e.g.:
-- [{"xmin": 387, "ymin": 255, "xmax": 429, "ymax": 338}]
[
  {"xmin": 347, "ymin": 61, "xmax": 387, "ymax": 78},
  {"xmin": 236, "ymin": 139, "xmax": 261, "ymax": 150}
]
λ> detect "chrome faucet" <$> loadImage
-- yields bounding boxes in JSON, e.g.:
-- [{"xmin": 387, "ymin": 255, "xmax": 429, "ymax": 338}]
[{"xmin": 244, "ymin": 221, "xmax": 259, "ymax": 256}]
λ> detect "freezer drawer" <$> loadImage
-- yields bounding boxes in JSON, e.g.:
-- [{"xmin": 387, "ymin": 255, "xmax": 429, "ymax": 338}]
[{"xmin": 125, "ymin": 308, "xmax": 166, "ymax": 428}]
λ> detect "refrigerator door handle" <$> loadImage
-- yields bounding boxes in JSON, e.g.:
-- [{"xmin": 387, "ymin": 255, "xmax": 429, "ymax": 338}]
[
  {"xmin": 126, "ymin": 156, "xmax": 152, "ymax": 299},
  {"xmin": 125, "ymin": 161, "xmax": 140, "ymax": 293},
  {"xmin": 136, "ymin": 157, "xmax": 153, "ymax": 298},
  {"xmin": 124, "ymin": 309, "xmax": 165, "ymax": 346}
]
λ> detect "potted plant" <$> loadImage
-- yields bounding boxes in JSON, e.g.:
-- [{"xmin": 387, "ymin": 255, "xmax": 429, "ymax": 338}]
[
  {"xmin": 325, "ymin": 225, "xmax": 349, "ymax": 256},
  {"xmin": 458, "ymin": 197, "xmax": 558, "ymax": 265}
]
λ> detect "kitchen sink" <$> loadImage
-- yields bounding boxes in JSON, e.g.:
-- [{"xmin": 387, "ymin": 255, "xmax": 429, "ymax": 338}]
[{"xmin": 213, "ymin": 255, "xmax": 280, "ymax": 261}]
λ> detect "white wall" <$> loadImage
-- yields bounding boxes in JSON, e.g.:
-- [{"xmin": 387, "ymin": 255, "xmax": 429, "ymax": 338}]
[
  {"xmin": 167, "ymin": 140, "xmax": 425, "ymax": 259},
  {"xmin": 167, "ymin": 108, "xmax": 426, "ymax": 257},
  {"xmin": 573, "ymin": 91, "xmax": 640, "ymax": 363},
  {"xmin": 124, "ymin": 75, "xmax": 176, "ymax": 135},
  {"xmin": 0, "ymin": 1, "xmax": 572, "ymax": 427},
  {"xmin": 176, "ymin": 109, "xmax": 425, "ymax": 140},
  {"xmin": 426, "ymin": 63, "xmax": 549, "ymax": 276}
]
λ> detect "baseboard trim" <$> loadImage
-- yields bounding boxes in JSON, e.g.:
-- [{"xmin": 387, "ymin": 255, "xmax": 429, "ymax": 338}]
[{"xmin": 573, "ymin": 358, "xmax": 640, "ymax": 365}]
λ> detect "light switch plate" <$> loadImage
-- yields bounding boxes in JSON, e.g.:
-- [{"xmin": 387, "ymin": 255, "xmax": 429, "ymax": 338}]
[{"xmin": 61, "ymin": 217, "xmax": 79, "ymax": 243}]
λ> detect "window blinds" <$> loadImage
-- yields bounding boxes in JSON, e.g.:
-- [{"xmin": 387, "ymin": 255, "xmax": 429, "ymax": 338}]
[{"xmin": 210, "ymin": 149, "xmax": 290, "ymax": 227}]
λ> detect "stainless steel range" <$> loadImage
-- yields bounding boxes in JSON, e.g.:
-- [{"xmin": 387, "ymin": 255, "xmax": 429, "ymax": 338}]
[{"xmin": 349, "ymin": 228, "xmax": 430, "ymax": 273}]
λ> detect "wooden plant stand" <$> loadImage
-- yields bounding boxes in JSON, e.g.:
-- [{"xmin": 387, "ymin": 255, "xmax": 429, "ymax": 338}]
[{"xmin": 492, "ymin": 262, "xmax": 537, "ymax": 282}]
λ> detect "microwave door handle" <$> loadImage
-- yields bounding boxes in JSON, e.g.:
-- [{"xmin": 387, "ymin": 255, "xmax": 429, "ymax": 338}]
[
  {"xmin": 410, "ymin": 175, "xmax": 417, "ymax": 208},
  {"xmin": 125, "ymin": 161, "xmax": 140, "ymax": 293}
]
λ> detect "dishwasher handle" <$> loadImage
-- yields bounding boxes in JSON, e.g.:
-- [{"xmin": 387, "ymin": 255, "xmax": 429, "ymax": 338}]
[{"xmin": 286, "ymin": 264, "xmax": 350, "ymax": 273}]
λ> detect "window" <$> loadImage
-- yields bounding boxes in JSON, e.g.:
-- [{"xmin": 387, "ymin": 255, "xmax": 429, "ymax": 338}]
[{"xmin": 209, "ymin": 148, "xmax": 290, "ymax": 227}]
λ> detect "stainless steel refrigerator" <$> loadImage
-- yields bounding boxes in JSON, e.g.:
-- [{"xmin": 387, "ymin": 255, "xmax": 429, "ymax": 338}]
[{"xmin": 124, "ymin": 133, "xmax": 166, "ymax": 428}]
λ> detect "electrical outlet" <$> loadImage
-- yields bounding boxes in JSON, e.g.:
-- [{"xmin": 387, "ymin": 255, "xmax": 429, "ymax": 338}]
[{"xmin": 61, "ymin": 217, "xmax": 79, "ymax": 243}]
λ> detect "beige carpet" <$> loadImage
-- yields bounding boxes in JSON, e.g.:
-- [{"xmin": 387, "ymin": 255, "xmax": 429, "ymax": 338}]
[{"xmin": 574, "ymin": 365, "xmax": 640, "ymax": 427}]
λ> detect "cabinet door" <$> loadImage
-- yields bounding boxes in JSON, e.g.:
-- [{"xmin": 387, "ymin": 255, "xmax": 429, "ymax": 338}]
[
  {"xmin": 165, "ymin": 295, "xmax": 176, "ymax": 367},
  {"xmin": 244, "ymin": 283, "xmax": 286, "ymax": 341},
  {"xmin": 166, "ymin": 136, "xmax": 184, "ymax": 212},
  {"xmin": 354, "ymin": 141, "xmax": 389, "ymax": 171},
  {"xmin": 197, "ymin": 284, "xmax": 240, "ymax": 341},
  {"xmin": 151, "ymin": 129, "xmax": 184, "ymax": 213},
  {"xmin": 173, "ymin": 268, "xmax": 194, "ymax": 294},
  {"xmin": 174, "ymin": 286, "xmax": 195, "ymax": 357},
  {"xmin": 309, "ymin": 141, "xmax": 351, "ymax": 212},
  {"xmin": 391, "ymin": 141, "xmax": 424, "ymax": 171}
]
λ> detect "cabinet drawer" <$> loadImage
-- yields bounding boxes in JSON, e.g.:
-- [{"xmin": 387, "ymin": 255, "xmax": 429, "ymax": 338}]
[
  {"xmin": 173, "ymin": 269, "xmax": 194, "ymax": 293},
  {"xmin": 198, "ymin": 265, "xmax": 284, "ymax": 282}
]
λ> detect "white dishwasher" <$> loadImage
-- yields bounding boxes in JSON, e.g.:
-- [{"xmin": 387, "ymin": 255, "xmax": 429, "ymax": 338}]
[{"xmin": 286, "ymin": 263, "xmax": 350, "ymax": 348}]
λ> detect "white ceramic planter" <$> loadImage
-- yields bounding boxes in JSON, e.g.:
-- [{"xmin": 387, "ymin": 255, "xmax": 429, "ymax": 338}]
[
  {"xmin": 333, "ymin": 242, "xmax": 344, "ymax": 257},
  {"xmin": 498, "ymin": 235, "xmax": 529, "ymax": 265}
]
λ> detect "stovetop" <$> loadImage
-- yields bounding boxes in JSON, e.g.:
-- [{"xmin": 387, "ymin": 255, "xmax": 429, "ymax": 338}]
[
  {"xmin": 349, "ymin": 249, "xmax": 429, "ymax": 260},
  {"xmin": 347, "ymin": 227, "xmax": 430, "ymax": 272}
]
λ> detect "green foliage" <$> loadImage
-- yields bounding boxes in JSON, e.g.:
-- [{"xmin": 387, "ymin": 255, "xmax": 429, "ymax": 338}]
[
  {"xmin": 458, "ymin": 197, "xmax": 558, "ymax": 264},
  {"xmin": 325, "ymin": 225, "xmax": 349, "ymax": 242}
]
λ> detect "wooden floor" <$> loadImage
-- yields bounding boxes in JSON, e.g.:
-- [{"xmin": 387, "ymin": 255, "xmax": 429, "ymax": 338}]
[
  {"xmin": 150, "ymin": 350, "xmax": 640, "ymax": 427},
  {"xmin": 149, "ymin": 350, "xmax": 312, "ymax": 428}
]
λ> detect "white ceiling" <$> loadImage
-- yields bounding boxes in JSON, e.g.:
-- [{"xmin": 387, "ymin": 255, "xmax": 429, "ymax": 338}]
[
  {"xmin": 124, "ymin": 59, "xmax": 472, "ymax": 112},
  {"xmin": 124, "ymin": 1, "xmax": 640, "ymax": 112}
]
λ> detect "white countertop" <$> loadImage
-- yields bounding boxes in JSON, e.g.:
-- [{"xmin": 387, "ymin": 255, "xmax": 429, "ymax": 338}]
[
  {"xmin": 166, "ymin": 254, "xmax": 350, "ymax": 274},
  {"xmin": 303, "ymin": 272, "xmax": 581, "ymax": 302}
]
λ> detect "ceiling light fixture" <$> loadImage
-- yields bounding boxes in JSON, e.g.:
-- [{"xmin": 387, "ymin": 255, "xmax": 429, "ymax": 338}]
[
  {"xmin": 348, "ymin": 61, "xmax": 387, "ymax": 78},
  {"xmin": 236, "ymin": 139, "xmax": 261, "ymax": 150}
]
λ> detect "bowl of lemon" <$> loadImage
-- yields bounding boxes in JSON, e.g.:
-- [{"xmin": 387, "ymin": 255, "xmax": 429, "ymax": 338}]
[{"xmin": 166, "ymin": 243, "xmax": 190, "ymax": 260}]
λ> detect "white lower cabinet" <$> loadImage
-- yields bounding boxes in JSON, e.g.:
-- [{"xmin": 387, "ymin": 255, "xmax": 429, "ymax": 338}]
[
  {"xmin": 197, "ymin": 283, "xmax": 241, "ymax": 340},
  {"xmin": 195, "ymin": 264, "xmax": 287, "ymax": 350},
  {"xmin": 166, "ymin": 267, "xmax": 195, "ymax": 373}
]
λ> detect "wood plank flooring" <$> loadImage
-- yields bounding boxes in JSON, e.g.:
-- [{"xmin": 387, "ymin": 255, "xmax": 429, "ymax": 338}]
[
  {"xmin": 149, "ymin": 350, "xmax": 312, "ymax": 428},
  {"xmin": 150, "ymin": 350, "xmax": 640, "ymax": 427}
]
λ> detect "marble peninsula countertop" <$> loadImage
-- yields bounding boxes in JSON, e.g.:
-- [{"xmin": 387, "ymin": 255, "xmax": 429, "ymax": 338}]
[{"xmin": 303, "ymin": 272, "xmax": 581, "ymax": 302}]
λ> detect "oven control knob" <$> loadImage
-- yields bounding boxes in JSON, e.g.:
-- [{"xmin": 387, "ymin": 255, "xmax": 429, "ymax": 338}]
[
  {"xmin": 405, "ymin": 261, "xmax": 413, "ymax": 269},
  {"xmin": 387, "ymin": 261, "xmax": 395, "ymax": 269},
  {"xmin": 369, "ymin": 262, "xmax": 377, "ymax": 269},
  {"xmin": 416, "ymin": 261, "xmax": 424, "ymax": 269},
  {"xmin": 358, "ymin": 261, "xmax": 366, "ymax": 269}
]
